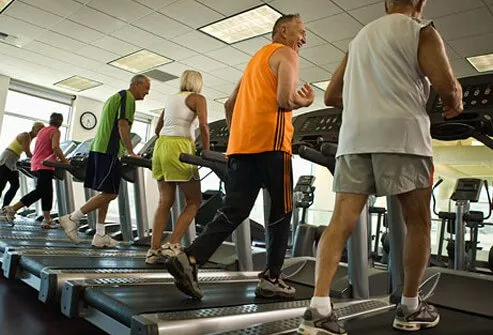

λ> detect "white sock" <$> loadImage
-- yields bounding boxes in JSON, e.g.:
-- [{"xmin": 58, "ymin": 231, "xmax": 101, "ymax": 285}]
[
  {"xmin": 70, "ymin": 209, "xmax": 84, "ymax": 223},
  {"xmin": 96, "ymin": 223, "xmax": 105, "ymax": 236},
  {"xmin": 310, "ymin": 296, "xmax": 332, "ymax": 316},
  {"xmin": 401, "ymin": 296, "xmax": 419, "ymax": 312}
]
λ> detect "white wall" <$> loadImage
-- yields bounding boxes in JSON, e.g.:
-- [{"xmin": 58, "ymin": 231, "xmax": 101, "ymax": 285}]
[
  {"xmin": 70, "ymin": 96, "xmax": 104, "ymax": 141},
  {"xmin": 0, "ymin": 75, "xmax": 11, "ymax": 136}
]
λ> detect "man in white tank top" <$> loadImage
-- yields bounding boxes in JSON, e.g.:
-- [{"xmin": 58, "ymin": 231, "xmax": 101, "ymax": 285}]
[{"xmin": 298, "ymin": 1, "xmax": 464, "ymax": 334}]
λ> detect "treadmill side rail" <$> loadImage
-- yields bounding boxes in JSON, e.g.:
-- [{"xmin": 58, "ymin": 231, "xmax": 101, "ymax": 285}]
[
  {"xmin": 2, "ymin": 251, "xmax": 20, "ymax": 279},
  {"xmin": 61, "ymin": 280, "xmax": 87, "ymax": 318},
  {"xmin": 39, "ymin": 269, "xmax": 58, "ymax": 303},
  {"xmin": 131, "ymin": 315, "xmax": 159, "ymax": 335}
]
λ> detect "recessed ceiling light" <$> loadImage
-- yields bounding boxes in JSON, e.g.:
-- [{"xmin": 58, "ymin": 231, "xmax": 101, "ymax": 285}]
[
  {"xmin": 312, "ymin": 80, "xmax": 330, "ymax": 91},
  {"xmin": 199, "ymin": 5, "xmax": 282, "ymax": 44},
  {"xmin": 54, "ymin": 75, "xmax": 103, "ymax": 92},
  {"xmin": 0, "ymin": 0, "xmax": 15, "ymax": 14},
  {"xmin": 467, "ymin": 54, "xmax": 493, "ymax": 73},
  {"xmin": 214, "ymin": 97, "xmax": 229, "ymax": 104},
  {"xmin": 108, "ymin": 49, "xmax": 173, "ymax": 74}
]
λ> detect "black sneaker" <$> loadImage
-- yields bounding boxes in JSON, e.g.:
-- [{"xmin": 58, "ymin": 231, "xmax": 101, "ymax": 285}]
[
  {"xmin": 165, "ymin": 252, "xmax": 203, "ymax": 299},
  {"xmin": 393, "ymin": 300, "xmax": 440, "ymax": 331},
  {"xmin": 297, "ymin": 308, "xmax": 347, "ymax": 335},
  {"xmin": 255, "ymin": 269, "xmax": 296, "ymax": 299}
]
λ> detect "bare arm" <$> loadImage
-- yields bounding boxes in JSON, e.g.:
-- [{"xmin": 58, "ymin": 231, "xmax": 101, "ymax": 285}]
[
  {"xmin": 118, "ymin": 119, "xmax": 137, "ymax": 157},
  {"xmin": 51, "ymin": 130, "xmax": 68, "ymax": 163},
  {"xmin": 325, "ymin": 54, "xmax": 348, "ymax": 108},
  {"xmin": 225, "ymin": 79, "xmax": 242, "ymax": 129},
  {"xmin": 193, "ymin": 94, "xmax": 210, "ymax": 151},
  {"xmin": 155, "ymin": 110, "xmax": 164, "ymax": 136},
  {"xmin": 419, "ymin": 25, "xmax": 463, "ymax": 118},
  {"xmin": 17, "ymin": 133, "xmax": 32, "ymax": 157},
  {"xmin": 274, "ymin": 47, "xmax": 315, "ymax": 110}
]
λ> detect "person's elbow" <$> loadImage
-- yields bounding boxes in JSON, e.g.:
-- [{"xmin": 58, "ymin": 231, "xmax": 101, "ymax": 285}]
[
  {"xmin": 277, "ymin": 94, "xmax": 295, "ymax": 110},
  {"xmin": 199, "ymin": 123, "xmax": 209, "ymax": 135}
]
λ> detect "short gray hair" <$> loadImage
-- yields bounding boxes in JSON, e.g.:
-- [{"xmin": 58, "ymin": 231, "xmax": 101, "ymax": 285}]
[
  {"xmin": 385, "ymin": 0, "xmax": 419, "ymax": 7},
  {"xmin": 130, "ymin": 74, "xmax": 150, "ymax": 86}
]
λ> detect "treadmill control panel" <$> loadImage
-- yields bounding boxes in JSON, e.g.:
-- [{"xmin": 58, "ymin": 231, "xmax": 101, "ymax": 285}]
[
  {"xmin": 196, "ymin": 119, "xmax": 229, "ymax": 152},
  {"xmin": 451, "ymin": 178, "xmax": 483, "ymax": 202},
  {"xmin": 292, "ymin": 108, "xmax": 342, "ymax": 149},
  {"xmin": 138, "ymin": 135, "xmax": 157, "ymax": 159}
]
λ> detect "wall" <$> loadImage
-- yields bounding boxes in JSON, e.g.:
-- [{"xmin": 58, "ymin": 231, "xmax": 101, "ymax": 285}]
[
  {"xmin": 70, "ymin": 96, "xmax": 104, "ymax": 141},
  {"xmin": 0, "ymin": 75, "xmax": 11, "ymax": 136}
]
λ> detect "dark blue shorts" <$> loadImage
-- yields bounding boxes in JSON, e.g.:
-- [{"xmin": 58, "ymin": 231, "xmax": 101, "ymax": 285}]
[{"xmin": 84, "ymin": 151, "xmax": 121, "ymax": 194}]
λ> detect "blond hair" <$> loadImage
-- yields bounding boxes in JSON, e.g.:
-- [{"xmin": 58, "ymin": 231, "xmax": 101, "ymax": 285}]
[{"xmin": 180, "ymin": 70, "xmax": 203, "ymax": 94}]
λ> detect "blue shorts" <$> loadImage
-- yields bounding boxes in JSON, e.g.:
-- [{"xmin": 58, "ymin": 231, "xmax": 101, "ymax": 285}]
[{"xmin": 84, "ymin": 151, "xmax": 121, "ymax": 194}]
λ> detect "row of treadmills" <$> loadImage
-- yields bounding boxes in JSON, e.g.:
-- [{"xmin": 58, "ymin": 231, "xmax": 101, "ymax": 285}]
[{"xmin": 1, "ymin": 74, "xmax": 493, "ymax": 334}]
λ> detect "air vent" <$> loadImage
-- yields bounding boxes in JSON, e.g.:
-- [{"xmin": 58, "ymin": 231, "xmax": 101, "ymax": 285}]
[
  {"xmin": 142, "ymin": 69, "xmax": 178, "ymax": 83},
  {"xmin": 0, "ymin": 31, "xmax": 20, "ymax": 46}
]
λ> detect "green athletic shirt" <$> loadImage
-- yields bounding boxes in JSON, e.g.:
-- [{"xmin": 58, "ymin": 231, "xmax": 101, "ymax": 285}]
[{"xmin": 91, "ymin": 90, "xmax": 135, "ymax": 157}]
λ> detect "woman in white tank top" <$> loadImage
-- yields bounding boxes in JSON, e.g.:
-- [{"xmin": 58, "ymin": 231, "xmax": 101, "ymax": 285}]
[{"xmin": 146, "ymin": 70, "xmax": 210, "ymax": 264}]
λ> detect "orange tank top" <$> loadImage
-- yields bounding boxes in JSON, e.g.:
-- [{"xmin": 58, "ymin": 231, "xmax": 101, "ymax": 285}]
[{"xmin": 227, "ymin": 43, "xmax": 294, "ymax": 156}]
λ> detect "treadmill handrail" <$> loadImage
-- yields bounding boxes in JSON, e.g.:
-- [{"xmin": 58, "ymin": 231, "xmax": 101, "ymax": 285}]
[
  {"xmin": 320, "ymin": 142, "xmax": 338, "ymax": 156},
  {"xmin": 43, "ymin": 160, "xmax": 72, "ymax": 170},
  {"xmin": 121, "ymin": 156, "xmax": 152, "ymax": 169},
  {"xmin": 201, "ymin": 150, "xmax": 227, "ymax": 164},
  {"xmin": 298, "ymin": 145, "xmax": 335, "ymax": 174},
  {"xmin": 179, "ymin": 153, "xmax": 227, "ymax": 181}
]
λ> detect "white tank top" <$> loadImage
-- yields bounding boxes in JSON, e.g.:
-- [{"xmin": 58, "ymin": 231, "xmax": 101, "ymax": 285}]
[
  {"xmin": 160, "ymin": 93, "xmax": 199, "ymax": 139},
  {"xmin": 337, "ymin": 14, "xmax": 433, "ymax": 158}
]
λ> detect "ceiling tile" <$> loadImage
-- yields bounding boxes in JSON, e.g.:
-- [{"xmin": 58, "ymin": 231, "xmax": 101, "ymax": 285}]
[
  {"xmin": 205, "ymin": 47, "xmax": 251, "ymax": 66},
  {"xmin": 35, "ymin": 30, "xmax": 87, "ymax": 52},
  {"xmin": 348, "ymin": 2, "xmax": 383, "ymax": 25},
  {"xmin": 434, "ymin": 8, "xmax": 493, "ymax": 41},
  {"xmin": 444, "ymin": 43, "xmax": 462, "ymax": 61},
  {"xmin": 51, "ymin": 19, "xmax": 105, "ymax": 43},
  {"xmin": 299, "ymin": 66, "xmax": 331, "ymax": 82},
  {"xmin": 305, "ymin": 29, "xmax": 328, "ymax": 48},
  {"xmin": 95, "ymin": 65, "xmax": 134, "ymax": 80},
  {"xmin": 320, "ymin": 61, "xmax": 343, "ymax": 73},
  {"xmin": 181, "ymin": 55, "xmax": 227, "ymax": 72},
  {"xmin": 307, "ymin": 13, "xmax": 363, "ymax": 42},
  {"xmin": 133, "ymin": 12, "xmax": 192, "ymax": 39},
  {"xmin": 196, "ymin": 0, "xmax": 263, "ymax": 16},
  {"xmin": 299, "ymin": 57, "xmax": 316, "ymax": 69},
  {"xmin": 92, "ymin": 35, "xmax": 140, "ymax": 55},
  {"xmin": 158, "ymin": 0, "xmax": 224, "ymax": 29},
  {"xmin": 4, "ymin": 1, "xmax": 63, "ymax": 28},
  {"xmin": 301, "ymin": 43, "xmax": 345, "ymax": 65},
  {"xmin": 200, "ymin": 73, "xmax": 229, "ymax": 87},
  {"xmin": 68, "ymin": 6, "xmax": 127, "ymax": 34},
  {"xmin": 269, "ymin": 0, "xmax": 342, "ymax": 23},
  {"xmin": 234, "ymin": 62, "xmax": 250, "ymax": 71},
  {"xmin": 75, "ymin": 45, "xmax": 119, "ymax": 63},
  {"xmin": 132, "ymin": 0, "xmax": 177, "ymax": 10},
  {"xmin": 88, "ymin": 0, "xmax": 153, "ymax": 22},
  {"xmin": 331, "ymin": 0, "xmax": 380, "ymax": 11},
  {"xmin": 110, "ymin": 25, "xmax": 165, "ymax": 48},
  {"xmin": 332, "ymin": 39, "xmax": 351, "ymax": 53},
  {"xmin": 158, "ymin": 62, "xmax": 199, "ymax": 77},
  {"xmin": 21, "ymin": 0, "xmax": 83, "ymax": 17},
  {"xmin": 232, "ymin": 36, "xmax": 270, "ymax": 55},
  {"xmin": 211, "ymin": 83, "xmax": 237, "ymax": 94},
  {"xmin": 209, "ymin": 67, "xmax": 243, "ymax": 84},
  {"xmin": 450, "ymin": 58, "xmax": 481, "ymax": 78},
  {"xmin": 146, "ymin": 39, "xmax": 197, "ymax": 61},
  {"xmin": 0, "ymin": 15, "xmax": 46, "ymax": 44},
  {"xmin": 424, "ymin": 0, "xmax": 484, "ymax": 19},
  {"xmin": 449, "ymin": 32, "xmax": 493, "ymax": 58},
  {"xmin": 172, "ymin": 30, "xmax": 226, "ymax": 53}
]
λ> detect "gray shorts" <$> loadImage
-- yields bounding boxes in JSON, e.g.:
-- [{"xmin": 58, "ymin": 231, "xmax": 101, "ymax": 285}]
[{"xmin": 333, "ymin": 154, "xmax": 434, "ymax": 197}]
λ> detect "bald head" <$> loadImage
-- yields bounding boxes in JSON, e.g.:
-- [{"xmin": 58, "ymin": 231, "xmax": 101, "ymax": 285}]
[{"xmin": 385, "ymin": 0, "xmax": 427, "ymax": 17}]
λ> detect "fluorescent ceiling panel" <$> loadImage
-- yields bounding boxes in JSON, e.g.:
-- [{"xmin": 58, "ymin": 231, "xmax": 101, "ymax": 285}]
[
  {"xmin": 199, "ymin": 5, "xmax": 282, "ymax": 44},
  {"xmin": 0, "ymin": 0, "xmax": 14, "ymax": 14},
  {"xmin": 54, "ymin": 75, "xmax": 103, "ymax": 92},
  {"xmin": 312, "ymin": 80, "xmax": 330, "ymax": 91},
  {"xmin": 214, "ymin": 97, "xmax": 229, "ymax": 104},
  {"xmin": 467, "ymin": 54, "xmax": 493, "ymax": 73},
  {"xmin": 108, "ymin": 49, "xmax": 173, "ymax": 74}
]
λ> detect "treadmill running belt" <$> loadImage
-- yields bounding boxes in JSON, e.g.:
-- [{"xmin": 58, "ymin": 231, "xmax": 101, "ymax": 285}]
[{"xmin": 84, "ymin": 281, "xmax": 314, "ymax": 326}]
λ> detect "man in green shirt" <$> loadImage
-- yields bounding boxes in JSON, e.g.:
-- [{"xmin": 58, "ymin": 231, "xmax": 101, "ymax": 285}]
[{"xmin": 60, "ymin": 74, "xmax": 151, "ymax": 247}]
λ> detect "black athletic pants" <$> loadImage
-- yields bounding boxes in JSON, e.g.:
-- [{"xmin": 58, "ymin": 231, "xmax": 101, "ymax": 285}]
[
  {"xmin": 0, "ymin": 164, "xmax": 20, "ymax": 207},
  {"xmin": 20, "ymin": 170, "xmax": 54, "ymax": 211},
  {"xmin": 186, "ymin": 151, "xmax": 293, "ymax": 278}
]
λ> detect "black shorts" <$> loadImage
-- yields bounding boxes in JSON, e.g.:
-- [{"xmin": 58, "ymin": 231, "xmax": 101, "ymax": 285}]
[{"xmin": 84, "ymin": 151, "xmax": 121, "ymax": 194}]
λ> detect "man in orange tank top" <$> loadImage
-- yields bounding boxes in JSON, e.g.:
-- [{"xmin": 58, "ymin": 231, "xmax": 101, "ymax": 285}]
[{"xmin": 167, "ymin": 14, "xmax": 315, "ymax": 299}]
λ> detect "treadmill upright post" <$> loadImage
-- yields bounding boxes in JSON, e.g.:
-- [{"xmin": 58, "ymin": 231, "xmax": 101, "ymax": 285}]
[
  {"xmin": 84, "ymin": 188, "xmax": 97, "ymax": 230},
  {"xmin": 134, "ymin": 167, "xmax": 149, "ymax": 239},
  {"xmin": 347, "ymin": 204, "xmax": 370, "ymax": 299},
  {"xmin": 233, "ymin": 219, "xmax": 254, "ymax": 271},
  {"xmin": 263, "ymin": 188, "xmax": 271, "ymax": 251},
  {"xmin": 454, "ymin": 200, "xmax": 467, "ymax": 271},
  {"xmin": 118, "ymin": 181, "xmax": 134, "ymax": 241},
  {"xmin": 63, "ymin": 172, "xmax": 76, "ymax": 214},
  {"xmin": 55, "ymin": 178, "xmax": 67, "ymax": 216},
  {"xmin": 386, "ymin": 195, "xmax": 405, "ymax": 294}
]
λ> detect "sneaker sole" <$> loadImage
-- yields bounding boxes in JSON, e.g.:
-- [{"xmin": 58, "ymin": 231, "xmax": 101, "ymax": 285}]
[
  {"xmin": 165, "ymin": 256, "xmax": 203, "ymax": 300},
  {"xmin": 392, "ymin": 315, "xmax": 440, "ymax": 332},
  {"xmin": 297, "ymin": 324, "xmax": 346, "ymax": 335},
  {"xmin": 254, "ymin": 286, "xmax": 295, "ymax": 299}
]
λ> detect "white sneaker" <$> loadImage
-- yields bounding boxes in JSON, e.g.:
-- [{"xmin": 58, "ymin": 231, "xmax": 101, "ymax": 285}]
[
  {"xmin": 2, "ymin": 206, "xmax": 16, "ymax": 223},
  {"xmin": 40, "ymin": 219, "xmax": 57, "ymax": 229},
  {"xmin": 161, "ymin": 242, "xmax": 183, "ymax": 258},
  {"xmin": 59, "ymin": 215, "xmax": 80, "ymax": 243},
  {"xmin": 92, "ymin": 234, "xmax": 120, "ymax": 248},
  {"xmin": 145, "ymin": 249, "xmax": 166, "ymax": 264}
]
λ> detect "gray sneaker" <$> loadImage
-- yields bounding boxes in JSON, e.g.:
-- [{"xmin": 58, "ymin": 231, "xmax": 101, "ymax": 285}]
[
  {"xmin": 297, "ymin": 308, "xmax": 347, "ymax": 335},
  {"xmin": 59, "ymin": 215, "xmax": 80, "ymax": 243},
  {"xmin": 393, "ymin": 300, "xmax": 440, "ymax": 331},
  {"xmin": 2, "ymin": 206, "xmax": 16, "ymax": 224},
  {"xmin": 145, "ymin": 249, "xmax": 166, "ymax": 264},
  {"xmin": 165, "ymin": 252, "xmax": 203, "ymax": 299},
  {"xmin": 255, "ymin": 269, "xmax": 296, "ymax": 299}
]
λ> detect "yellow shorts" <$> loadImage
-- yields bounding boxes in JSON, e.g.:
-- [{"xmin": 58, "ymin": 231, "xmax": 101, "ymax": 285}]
[{"xmin": 152, "ymin": 136, "xmax": 200, "ymax": 182}]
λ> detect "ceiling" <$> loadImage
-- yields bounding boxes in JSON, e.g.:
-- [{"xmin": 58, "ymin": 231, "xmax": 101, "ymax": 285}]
[{"xmin": 0, "ymin": 0, "xmax": 492, "ymax": 121}]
